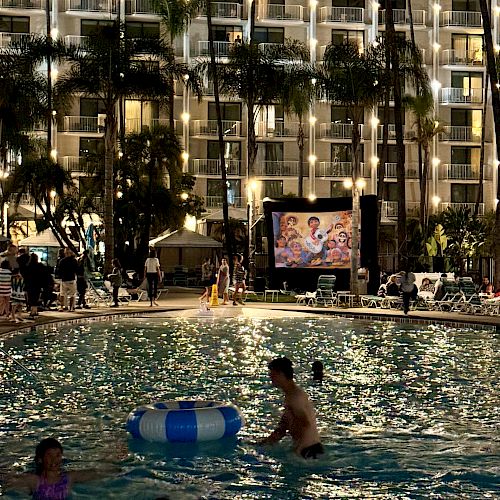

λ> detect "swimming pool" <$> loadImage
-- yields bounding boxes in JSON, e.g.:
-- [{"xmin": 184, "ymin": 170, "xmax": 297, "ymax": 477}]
[{"xmin": 0, "ymin": 310, "xmax": 498, "ymax": 498}]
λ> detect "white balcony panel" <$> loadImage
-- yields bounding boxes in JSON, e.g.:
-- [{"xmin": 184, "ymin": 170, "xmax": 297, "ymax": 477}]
[
  {"xmin": 319, "ymin": 6, "xmax": 364, "ymax": 23},
  {"xmin": 61, "ymin": 156, "xmax": 102, "ymax": 173},
  {"xmin": 378, "ymin": 9, "xmax": 425, "ymax": 25},
  {"xmin": 129, "ymin": 0, "xmax": 157, "ymax": 14},
  {"xmin": 191, "ymin": 120, "xmax": 241, "ymax": 136},
  {"xmin": 197, "ymin": 2, "xmax": 242, "ymax": 19},
  {"xmin": 259, "ymin": 4, "xmax": 304, "ymax": 21},
  {"xmin": 205, "ymin": 196, "xmax": 245, "ymax": 208},
  {"xmin": 377, "ymin": 124, "xmax": 413, "ymax": 140},
  {"xmin": 197, "ymin": 41, "xmax": 232, "ymax": 57},
  {"xmin": 190, "ymin": 159, "xmax": 241, "ymax": 176},
  {"xmin": 63, "ymin": 116, "xmax": 101, "ymax": 133},
  {"xmin": 254, "ymin": 161, "xmax": 300, "ymax": 176},
  {"xmin": 440, "ymin": 202, "xmax": 484, "ymax": 216},
  {"xmin": 382, "ymin": 201, "xmax": 398, "ymax": 218},
  {"xmin": 0, "ymin": 0, "xmax": 43, "ymax": 8},
  {"xmin": 319, "ymin": 122, "xmax": 361, "ymax": 139},
  {"xmin": 64, "ymin": 35, "xmax": 90, "ymax": 47},
  {"xmin": 442, "ymin": 163, "xmax": 491, "ymax": 180},
  {"xmin": 66, "ymin": 0, "xmax": 117, "ymax": 12},
  {"xmin": 0, "ymin": 32, "xmax": 31, "ymax": 48},
  {"xmin": 440, "ymin": 10, "xmax": 482, "ymax": 27},
  {"xmin": 441, "ymin": 126, "xmax": 481, "ymax": 142},
  {"xmin": 257, "ymin": 121, "xmax": 304, "ymax": 138},
  {"xmin": 441, "ymin": 87, "xmax": 483, "ymax": 104},
  {"xmin": 317, "ymin": 161, "xmax": 355, "ymax": 177},
  {"xmin": 441, "ymin": 49, "xmax": 484, "ymax": 66}
]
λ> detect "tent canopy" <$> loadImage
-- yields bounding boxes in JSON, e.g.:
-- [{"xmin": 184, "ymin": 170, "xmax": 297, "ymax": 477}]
[
  {"xmin": 203, "ymin": 207, "xmax": 248, "ymax": 221},
  {"xmin": 18, "ymin": 229, "xmax": 78, "ymax": 248},
  {"xmin": 150, "ymin": 228, "xmax": 222, "ymax": 248}
]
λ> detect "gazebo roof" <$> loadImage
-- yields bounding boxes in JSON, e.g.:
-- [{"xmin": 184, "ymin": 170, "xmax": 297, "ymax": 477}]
[{"xmin": 150, "ymin": 228, "xmax": 223, "ymax": 248}]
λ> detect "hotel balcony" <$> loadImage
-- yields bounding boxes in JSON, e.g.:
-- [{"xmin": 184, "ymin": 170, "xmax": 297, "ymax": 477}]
[
  {"xmin": 256, "ymin": 121, "xmax": 305, "ymax": 138},
  {"xmin": 440, "ymin": 11, "xmax": 482, "ymax": 28},
  {"xmin": 126, "ymin": 0, "xmax": 158, "ymax": 15},
  {"xmin": 440, "ymin": 126, "xmax": 481, "ymax": 143},
  {"xmin": 61, "ymin": 156, "xmax": 101, "ymax": 174},
  {"xmin": 441, "ymin": 49, "xmax": 483, "ymax": 66},
  {"xmin": 319, "ymin": 122, "xmax": 363, "ymax": 140},
  {"xmin": 317, "ymin": 161, "xmax": 364, "ymax": 178},
  {"xmin": 65, "ymin": 0, "xmax": 117, "ymax": 14},
  {"xmin": 377, "ymin": 163, "xmax": 419, "ymax": 179},
  {"xmin": 440, "ymin": 87, "xmax": 483, "ymax": 105},
  {"xmin": 9, "ymin": 193, "xmax": 36, "ymax": 205},
  {"xmin": 63, "ymin": 116, "xmax": 102, "ymax": 133},
  {"xmin": 378, "ymin": 9, "xmax": 426, "ymax": 26},
  {"xmin": 318, "ymin": 6, "xmax": 364, "ymax": 24},
  {"xmin": 0, "ymin": 32, "xmax": 31, "ymax": 48},
  {"xmin": 205, "ymin": 195, "xmax": 245, "ymax": 208},
  {"xmin": 189, "ymin": 159, "xmax": 242, "ymax": 176},
  {"xmin": 191, "ymin": 120, "xmax": 242, "ymax": 137},
  {"xmin": 196, "ymin": 2, "xmax": 242, "ymax": 20},
  {"xmin": 258, "ymin": 4, "xmax": 304, "ymax": 22},
  {"xmin": 253, "ymin": 161, "xmax": 301, "ymax": 176},
  {"xmin": 441, "ymin": 163, "xmax": 491, "ymax": 181},
  {"xmin": 125, "ymin": 118, "xmax": 180, "ymax": 134},
  {"xmin": 377, "ymin": 124, "xmax": 415, "ymax": 140},
  {"xmin": 381, "ymin": 201, "xmax": 398, "ymax": 218},
  {"xmin": 0, "ymin": 0, "xmax": 43, "ymax": 9},
  {"xmin": 64, "ymin": 35, "xmax": 90, "ymax": 47},
  {"xmin": 196, "ymin": 40, "xmax": 232, "ymax": 57},
  {"xmin": 440, "ymin": 202, "xmax": 484, "ymax": 216}
]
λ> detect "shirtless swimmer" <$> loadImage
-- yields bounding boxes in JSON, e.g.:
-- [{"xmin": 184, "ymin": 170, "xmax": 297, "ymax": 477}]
[{"xmin": 259, "ymin": 357, "xmax": 324, "ymax": 459}]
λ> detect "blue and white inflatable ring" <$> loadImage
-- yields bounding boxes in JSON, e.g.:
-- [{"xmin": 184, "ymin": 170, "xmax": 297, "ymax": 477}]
[{"xmin": 126, "ymin": 400, "xmax": 244, "ymax": 443}]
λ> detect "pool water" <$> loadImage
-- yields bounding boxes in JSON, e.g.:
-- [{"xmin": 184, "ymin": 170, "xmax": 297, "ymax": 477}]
[{"xmin": 0, "ymin": 310, "xmax": 499, "ymax": 499}]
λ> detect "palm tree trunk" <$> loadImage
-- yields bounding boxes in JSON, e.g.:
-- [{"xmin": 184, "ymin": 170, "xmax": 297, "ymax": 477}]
[
  {"xmin": 422, "ymin": 142, "xmax": 430, "ymax": 231},
  {"xmin": 104, "ymin": 110, "xmax": 116, "ymax": 273},
  {"xmin": 168, "ymin": 33, "xmax": 175, "ymax": 132},
  {"xmin": 297, "ymin": 120, "xmax": 304, "ymax": 197},
  {"xmin": 474, "ymin": 74, "xmax": 488, "ymax": 216},
  {"xmin": 479, "ymin": 0, "xmax": 500, "ymax": 286},
  {"xmin": 350, "ymin": 112, "xmax": 362, "ymax": 297},
  {"xmin": 45, "ymin": 0, "xmax": 52, "ymax": 157},
  {"xmin": 206, "ymin": 0, "xmax": 233, "ymax": 272}
]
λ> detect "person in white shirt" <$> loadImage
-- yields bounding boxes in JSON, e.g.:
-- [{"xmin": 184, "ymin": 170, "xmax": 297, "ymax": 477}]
[{"xmin": 144, "ymin": 248, "xmax": 161, "ymax": 306}]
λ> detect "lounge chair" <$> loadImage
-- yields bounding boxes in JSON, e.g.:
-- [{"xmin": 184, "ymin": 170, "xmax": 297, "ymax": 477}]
[{"xmin": 310, "ymin": 275, "xmax": 337, "ymax": 307}]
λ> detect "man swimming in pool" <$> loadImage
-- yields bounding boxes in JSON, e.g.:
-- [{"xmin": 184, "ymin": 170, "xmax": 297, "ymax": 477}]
[{"xmin": 259, "ymin": 357, "xmax": 324, "ymax": 459}]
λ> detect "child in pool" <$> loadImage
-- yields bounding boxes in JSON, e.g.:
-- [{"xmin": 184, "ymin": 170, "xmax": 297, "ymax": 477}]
[{"xmin": 4, "ymin": 438, "xmax": 116, "ymax": 499}]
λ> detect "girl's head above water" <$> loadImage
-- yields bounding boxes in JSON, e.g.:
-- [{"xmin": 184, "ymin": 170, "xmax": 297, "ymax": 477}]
[{"xmin": 35, "ymin": 438, "xmax": 63, "ymax": 475}]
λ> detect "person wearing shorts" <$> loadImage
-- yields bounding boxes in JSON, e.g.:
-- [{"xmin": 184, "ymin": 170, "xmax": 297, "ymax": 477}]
[{"xmin": 58, "ymin": 248, "xmax": 78, "ymax": 312}]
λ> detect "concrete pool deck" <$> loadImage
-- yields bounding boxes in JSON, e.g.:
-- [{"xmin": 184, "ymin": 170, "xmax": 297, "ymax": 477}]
[{"xmin": 0, "ymin": 287, "xmax": 498, "ymax": 337}]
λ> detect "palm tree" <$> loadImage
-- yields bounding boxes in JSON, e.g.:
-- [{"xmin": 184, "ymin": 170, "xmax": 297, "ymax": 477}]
[
  {"xmin": 318, "ymin": 41, "xmax": 383, "ymax": 296},
  {"xmin": 279, "ymin": 64, "xmax": 316, "ymax": 197},
  {"xmin": 56, "ymin": 22, "xmax": 199, "ymax": 272},
  {"xmin": 474, "ymin": 70, "xmax": 489, "ymax": 216}
]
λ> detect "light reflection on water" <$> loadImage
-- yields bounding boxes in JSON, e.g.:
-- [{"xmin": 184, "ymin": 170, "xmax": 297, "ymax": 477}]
[{"xmin": 0, "ymin": 315, "xmax": 499, "ymax": 499}]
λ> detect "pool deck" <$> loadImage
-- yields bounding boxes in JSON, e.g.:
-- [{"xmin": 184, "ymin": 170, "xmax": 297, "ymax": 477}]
[{"xmin": 0, "ymin": 287, "xmax": 498, "ymax": 337}]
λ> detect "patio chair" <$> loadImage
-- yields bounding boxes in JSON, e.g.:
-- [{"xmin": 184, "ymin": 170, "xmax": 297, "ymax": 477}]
[{"xmin": 311, "ymin": 275, "xmax": 337, "ymax": 307}]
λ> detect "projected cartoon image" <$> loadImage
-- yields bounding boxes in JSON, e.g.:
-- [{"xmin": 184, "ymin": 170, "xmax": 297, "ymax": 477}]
[{"xmin": 272, "ymin": 211, "xmax": 355, "ymax": 269}]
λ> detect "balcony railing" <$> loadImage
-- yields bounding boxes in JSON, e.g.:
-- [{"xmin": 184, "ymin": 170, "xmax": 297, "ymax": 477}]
[
  {"xmin": 377, "ymin": 124, "xmax": 414, "ymax": 140},
  {"xmin": 440, "ymin": 10, "xmax": 482, "ymax": 27},
  {"xmin": 197, "ymin": 2, "xmax": 242, "ymax": 19},
  {"xmin": 441, "ymin": 87, "xmax": 483, "ymax": 104},
  {"xmin": 258, "ymin": 4, "xmax": 304, "ymax": 21},
  {"xmin": 66, "ymin": 0, "xmax": 117, "ymax": 12},
  {"xmin": 0, "ymin": 32, "xmax": 31, "ymax": 48},
  {"xmin": 63, "ymin": 116, "xmax": 101, "ymax": 133},
  {"xmin": 441, "ymin": 126, "xmax": 481, "ymax": 142},
  {"xmin": 257, "ymin": 121, "xmax": 304, "ymax": 138},
  {"xmin": 319, "ymin": 122, "xmax": 363, "ymax": 140},
  {"xmin": 319, "ymin": 6, "xmax": 364, "ymax": 23},
  {"xmin": 197, "ymin": 40, "xmax": 232, "ymax": 57},
  {"xmin": 382, "ymin": 201, "xmax": 398, "ymax": 218},
  {"xmin": 441, "ymin": 163, "xmax": 491, "ymax": 180},
  {"xmin": 205, "ymin": 196, "xmax": 245, "ymax": 208},
  {"xmin": 189, "ymin": 159, "xmax": 241, "ymax": 176},
  {"xmin": 127, "ymin": 0, "xmax": 158, "ymax": 14},
  {"xmin": 440, "ymin": 202, "xmax": 484, "ymax": 216},
  {"xmin": 378, "ymin": 9, "xmax": 426, "ymax": 26},
  {"xmin": 379, "ymin": 163, "xmax": 420, "ymax": 179},
  {"xmin": 441, "ymin": 49, "xmax": 483, "ymax": 66},
  {"xmin": 0, "ymin": 0, "xmax": 43, "ymax": 8},
  {"xmin": 191, "ymin": 120, "xmax": 242, "ymax": 136},
  {"xmin": 64, "ymin": 35, "xmax": 90, "ymax": 47},
  {"xmin": 253, "ymin": 161, "xmax": 300, "ymax": 176},
  {"xmin": 61, "ymin": 156, "xmax": 102, "ymax": 173},
  {"xmin": 317, "ymin": 161, "xmax": 357, "ymax": 177}
]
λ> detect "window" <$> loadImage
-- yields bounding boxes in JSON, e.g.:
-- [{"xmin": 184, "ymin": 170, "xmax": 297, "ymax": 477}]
[
  {"xmin": 263, "ymin": 180, "xmax": 283, "ymax": 198},
  {"xmin": 379, "ymin": 0, "xmax": 405, "ymax": 7},
  {"xmin": 81, "ymin": 20, "xmax": 114, "ymax": 36},
  {"xmin": 124, "ymin": 100, "xmax": 159, "ymax": 132},
  {"xmin": 79, "ymin": 138, "xmax": 104, "ymax": 157},
  {"xmin": 331, "ymin": 181, "xmax": 350, "ymax": 198},
  {"xmin": 331, "ymin": 106, "xmax": 351, "ymax": 123},
  {"xmin": 377, "ymin": 145, "xmax": 397, "ymax": 163},
  {"xmin": 331, "ymin": 30, "xmax": 364, "ymax": 52},
  {"xmin": 207, "ymin": 179, "xmax": 241, "ymax": 204},
  {"xmin": 0, "ymin": 16, "xmax": 29, "ymax": 33},
  {"xmin": 125, "ymin": 22, "xmax": 160, "ymax": 38},
  {"xmin": 254, "ymin": 27, "xmax": 284, "ymax": 44},
  {"xmin": 208, "ymin": 102, "xmax": 241, "ymax": 121},
  {"xmin": 452, "ymin": 34, "xmax": 483, "ymax": 63},
  {"xmin": 258, "ymin": 142, "xmax": 283, "ymax": 162},
  {"xmin": 451, "ymin": 71, "xmax": 482, "ymax": 90},
  {"xmin": 452, "ymin": 0, "xmax": 479, "ymax": 11},
  {"xmin": 384, "ymin": 183, "xmax": 399, "ymax": 201},
  {"xmin": 80, "ymin": 98, "xmax": 106, "ymax": 117},
  {"xmin": 451, "ymin": 108, "xmax": 481, "ymax": 126},
  {"xmin": 211, "ymin": 25, "xmax": 243, "ymax": 42},
  {"xmin": 332, "ymin": 0, "xmax": 364, "ymax": 7},
  {"xmin": 451, "ymin": 146, "xmax": 480, "ymax": 165},
  {"xmin": 207, "ymin": 141, "xmax": 241, "ymax": 160},
  {"xmin": 451, "ymin": 184, "xmax": 478, "ymax": 203}
]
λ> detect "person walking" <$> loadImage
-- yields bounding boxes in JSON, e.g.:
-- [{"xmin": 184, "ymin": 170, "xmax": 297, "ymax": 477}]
[
  {"xmin": 24, "ymin": 253, "xmax": 46, "ymax": 318},
  {"xmin": 199, "ymin": 257, "xmax": 214, "ymax": 304},
  {"xmin": 232, "ymin": 254, "xmax": 246, "ymax": 306},
  {"xmin": 217, "ymin": 258, "xmax": 230, "ymax": 305},
  {"xmin": 58, "ymin": 248, "xmax": 78, "ymax": 312},
  {"xmin": 108, "ymin": 258, "xmax": 123, "ymax": 307},
  {"xmin": 144, "ymin": 248, "xmax": 161, "ymax": 307},
  {"xmin": 400, "ymin": 271, "xmax": 417, "ymax": 315},
  {"xmin": 76, "ymin": 251, "xmax": 91, "ymax": 309},
  {"xmin": 0, "ymin": 260, "xmax": 12, "ymax": 319}
]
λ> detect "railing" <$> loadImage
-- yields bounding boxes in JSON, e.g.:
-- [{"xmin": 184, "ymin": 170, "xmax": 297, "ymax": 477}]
[
  {"xmin": 64, "ymin": 35, "xmax": 90, "ymax": 47},
  {"xmin": 63, "ymin": 116, "xmax": 101, "ymax": 133},
  {"xmin": 191, "ymin": 120, "xmax": 241, "ymax": 136},
  {"xmin": 377, "ymin": 124, "xmax": 414, "ymax": 140},
  {"xmin": 125, "ymin": 118, "xmax": 164, "ymax": 133},
  {"xmin": 259, "ymin": 4, "xmax": 304, "ymax": 21},
  {"xmin": 257, "ymin": 42, "xmax": 285, "ymax": 53},
  {"xmin": 151, "ymin": 118, "xmax": 182, "ymax": 134},
  {"xmin": 256, "ymin": 121, "xmax": 303, "ymax": 138},
  {"xmin": 441, "ymin": 49, "xmax": 483, "ymax": 66},
  {"xmin": 382, "ymin": 201, "xmax": 398, "ymax": 218},
  {"xmin": 441, "ymin": 163, "xmax": 491, "ymax": 180},
  {"xmin": 440, "ymin": 10, "xmax": 482, "ymax": 27},
  {"xmin": 319, "ymin": 6, "xmax": 364, "ymax": 23},
  {"xmin": 0, "ymin": 0, "xmax": 43, "ymax": 8},
  {"xmin": 189, "ymin": 159, "xmax": 241, "ymax": 176},
  {"xmin": 128, "ymin": 0, "xmax": 157, "ymax": 14},
  {"xmin": 61, "ymin": 156, "xmax": 102, "ymax": 173},
  {"xmin": 205, "ymin": 196, "xmax": 245, "ymax": 208},
  {"xmin": 197, "ymin": 41, "xmax": 232, "ymax": 57},
  {"xmin": 407, "ymin": 202, "xmax": 420, "ymax": 217},
  {"xmin": 441, "ymin": 126, "xmax": 481, "ymax": 142},
  {"xmin": 378, "ymin": 9, "xmax": 426, "ymax": 25},
  {"xmin": 253, "ymin": 161, "xmax": 300, "ymax": 176},
  {"xmin": 317, "ymin": 161, "xmax": 355, "ymax": 177},
  {"xmin": 440, "ymin": 202, "xmax": 484, "ymax": 216},
  {"xmin": 441, "ymin": 87, "xmax": 483, "ymax": 104},
  {"xmin": 197, "ymin": 2, "xmax": 242, "ymax": 19},
  {"xmin": 319, "ymin": 122, "xmax": 363, "ymax": 140},
  {"xmin": 66, "ymin": 0, "xmax": 117, "ymax": 12},
  {"xmin": 0, "ymin": 32, "xmax": 31, "ymax": 48},
  {"xmin": 369, "ymin": 163, "xmax": 419, "ymax": 179}
]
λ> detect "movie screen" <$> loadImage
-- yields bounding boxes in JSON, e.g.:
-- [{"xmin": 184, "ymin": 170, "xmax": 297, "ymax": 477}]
[{"xmin": 272, "ymin": 211, "xmax": 356, "ymax": 269}]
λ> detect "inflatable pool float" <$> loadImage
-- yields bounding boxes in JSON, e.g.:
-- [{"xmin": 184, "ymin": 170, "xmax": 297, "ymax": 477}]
[{"xmin": 126, "ymin": 400, "xmax": 244, "ymax": 442}]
